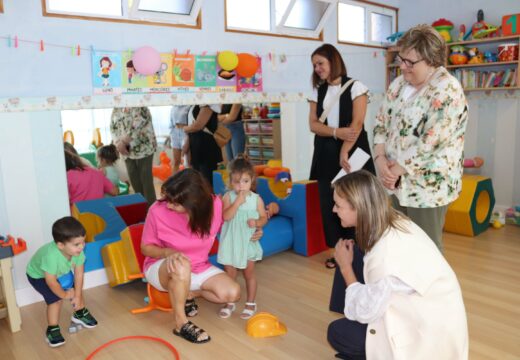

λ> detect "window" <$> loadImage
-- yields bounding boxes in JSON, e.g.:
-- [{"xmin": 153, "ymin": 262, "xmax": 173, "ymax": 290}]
[
  {"xmin": 225, "ymin": 0, "xmax": 333, "ymax": 40},
  {"xmin": 43, "ymin": 0, "xmax": 202, "ymax": 28},
  {"xmin": 338, "ymin": 0, "xmax": 397, "ymax": 48}
]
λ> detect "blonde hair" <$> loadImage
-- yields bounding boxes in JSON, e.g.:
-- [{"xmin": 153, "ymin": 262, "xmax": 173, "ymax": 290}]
[
  {"xmin": 333, "ymin": 170, "xmax": 407, "ymax": 251},
  {"xmin": 397, "ymin": 24, "xmax": 446, "ymax": 68}
]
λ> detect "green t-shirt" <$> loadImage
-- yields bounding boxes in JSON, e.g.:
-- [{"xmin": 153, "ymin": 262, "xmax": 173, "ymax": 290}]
[{"xmin": 26, "ymin": 242, "xmax": 85, "ymax": 279}]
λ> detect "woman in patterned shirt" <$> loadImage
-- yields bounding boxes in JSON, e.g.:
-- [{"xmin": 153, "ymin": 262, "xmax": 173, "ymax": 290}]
[{"xmin": 373, "ymin": 24, "xmax": 468, "ymax": 250}]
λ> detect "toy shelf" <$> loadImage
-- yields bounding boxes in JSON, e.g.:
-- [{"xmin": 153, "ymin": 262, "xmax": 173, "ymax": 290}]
[
  {"xmin": 447, "ymin": 35, "xmax": 520, "ymax": 91},
  {"xmin": 446, "ymin": 60, "xmax": 518, "ymax": 69},
  {"xmin": 243, "ymin": 103, "xmax": 282, "ymax": 165}
]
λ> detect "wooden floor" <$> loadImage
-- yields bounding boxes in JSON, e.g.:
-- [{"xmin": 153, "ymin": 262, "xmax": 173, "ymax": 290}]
[{"xmin": 1, "ymin": 226, "xmax": 519, "ymax": 359}]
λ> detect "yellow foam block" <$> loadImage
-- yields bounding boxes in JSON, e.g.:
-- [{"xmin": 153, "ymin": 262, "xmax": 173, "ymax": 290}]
[
  {"xmin": 101, "ymin": 227, "xmax": 141, "ymax": 287},
  {"xmin": 444, "ymin": 175, "xmax": 494, "ymax": 236},
  {"xmin": 74, "ymin": 212, "xmax": 106, "ymax": 243}
]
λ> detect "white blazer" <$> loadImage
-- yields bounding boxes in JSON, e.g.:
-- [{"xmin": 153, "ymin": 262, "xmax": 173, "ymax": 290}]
[{"xmin": 364, "ymin": 219, "xmax": 468, "ymax": 360}]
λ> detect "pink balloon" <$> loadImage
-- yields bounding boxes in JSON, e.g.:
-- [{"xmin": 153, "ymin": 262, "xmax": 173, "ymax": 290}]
[{"xmin": 132, "ymin": 46, "xmax": 162, "ymax": 76}]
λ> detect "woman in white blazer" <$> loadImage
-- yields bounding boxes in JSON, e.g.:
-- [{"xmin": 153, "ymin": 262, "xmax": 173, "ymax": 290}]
[{"xmin": 327, "ymin": 170, "xmax": 468, "ymax": 360}]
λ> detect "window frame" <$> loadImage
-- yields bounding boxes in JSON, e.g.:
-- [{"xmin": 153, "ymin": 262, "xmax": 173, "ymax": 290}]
[
  {"xmin": 276, "ymin": 0, "xmax": 336, "ymax": 39},
  {"xmin": 128, "ymin": 0, "xmax": 202, "ymax": 25},
  {"xmin": 41, "ymin": 0, "xmax": 202, "ymax": 29},
  {"xmin": 0, "ymin": 1, "xmax": 4, "ymax": 13},
  {"xmin": 337, "ymin": 0, "xmax": 398, "ymax": 49},
  {"xmin": 224, "ymin": 0, "xmax": 324, "ymax": 42}
]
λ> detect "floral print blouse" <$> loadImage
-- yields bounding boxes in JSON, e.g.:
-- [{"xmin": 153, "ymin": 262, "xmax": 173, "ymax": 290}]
[
  {"xmin": 110, "ymin": 107, "xmax": 157, "ymax": 160},
  {"xmin": 373, "ymin": 67, "xmax": 468, "ymax": 208}
]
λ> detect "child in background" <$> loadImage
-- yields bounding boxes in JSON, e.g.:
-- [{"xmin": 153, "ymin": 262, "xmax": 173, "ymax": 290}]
[
  {"xmin": 26, "ymin": 217, "xmax": 98, "ymax": 347},
  {"xmin": 96, "ymin": 144, "xmax": 120, "ymax": 188},
  {"xmin": 217, "ymin": 156, "xmax": 267, "ymax": 319}
]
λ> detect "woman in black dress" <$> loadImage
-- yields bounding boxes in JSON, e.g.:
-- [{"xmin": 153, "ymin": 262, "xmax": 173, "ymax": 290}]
[
  {"xmin": 308, "ymin": 43, "xmax": 375, "ymax": 312},
  {"xmin": 184, "ymin": 104, "xmax": 222, "ymax": 187}
]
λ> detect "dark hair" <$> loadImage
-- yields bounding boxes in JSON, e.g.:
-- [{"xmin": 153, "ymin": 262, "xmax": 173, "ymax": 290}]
[
  {"xmin": 126, "ymin": 60, "xmax": 135, "ymax": 69},
  {"xmin": 52, "ymin": 216, "xmax": 86, "ymax": 244},
  {"xmin": 311, "ymin": 43, "xmax": 347, "ymax": 88},
  {"xmin": 100, "ymin": 56, "xmax": 112, "ymax": 68},
  {"xmin": 63, "ymin": 142, "xmax": 79, "ymax": 155},
  {"xmin": 97, "ymin": 144, "xmax": 119, "ymax": 166},
  {"xmin": 227, "ymin": 155, "xmax": 256, "ymax": 188},
  {"xmin": 160, "ymin": 168, "xmax": 214, "ymax": 237},
  {"xmin": 64, "ymin": 149, "xmax": 85, "ymax": 171},
  {"xmin": 333, "ymin": 170, "xmax": 407, "ymax": 252}
]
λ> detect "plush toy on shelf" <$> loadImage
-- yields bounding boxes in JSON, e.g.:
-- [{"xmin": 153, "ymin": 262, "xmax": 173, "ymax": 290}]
[
  {"xmin": 432, "ymin": 18, "xmax": 454, "ymax": 42},
  {"xmin": 449, "ymin": 45, "xmax": 468, "ymax": 65},
  {"xmin": 471, "ymin": 9, "xmax": 500, "ymax": 39},
  {"xmin": 467, "ymin": 47, "xmax": 484, "ymax": 64},
  {"xmin": 483, "ymin": 51, "xmax": 498, "ymax": 63}
]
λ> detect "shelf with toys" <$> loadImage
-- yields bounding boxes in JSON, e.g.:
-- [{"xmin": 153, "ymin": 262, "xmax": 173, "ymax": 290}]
[
  {"xmin": 447, "ymin": 35, "xmax": 520, "ymax": 91},
  {"xmin": 242, "ymin": 103, "xmax": 282, "ymax": 165},
  {"xmin": 385, "ymin": 11, "xmax": 520, "ymax": 91}
]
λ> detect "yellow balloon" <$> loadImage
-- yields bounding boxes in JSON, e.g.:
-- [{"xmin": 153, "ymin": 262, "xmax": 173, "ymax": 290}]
[{"xmin": 218, "ymin": 51, "xmax": 239, "ymax": 71}]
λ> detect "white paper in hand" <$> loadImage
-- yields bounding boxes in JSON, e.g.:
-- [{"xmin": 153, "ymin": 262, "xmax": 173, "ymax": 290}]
[{"xmin": 331, "ymin": 148, "xmax": 371, "ymax": 184}]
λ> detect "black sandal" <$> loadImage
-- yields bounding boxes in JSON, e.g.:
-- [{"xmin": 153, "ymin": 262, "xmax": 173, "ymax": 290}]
[
  {"xmin": 185, "ymin": 298, "xmax": 198, "ymax": 317},
  {"xmin": 325, "ymin": 257, "xmax": 337, "ymax": 269},
  {"xmin": 173, "ymin": 321, "xmax": 211, "ymax": 344}
]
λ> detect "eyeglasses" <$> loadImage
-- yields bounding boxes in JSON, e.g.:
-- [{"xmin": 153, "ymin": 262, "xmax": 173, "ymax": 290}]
[{"xmin": 396, "ymin": 54, "xmax": 424, "ymax": 68}]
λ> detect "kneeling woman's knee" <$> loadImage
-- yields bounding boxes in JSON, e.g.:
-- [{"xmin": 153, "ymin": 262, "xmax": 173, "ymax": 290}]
[{"xmin": 224, "ymin": 282, "xmax": 241, "ymax": 302}]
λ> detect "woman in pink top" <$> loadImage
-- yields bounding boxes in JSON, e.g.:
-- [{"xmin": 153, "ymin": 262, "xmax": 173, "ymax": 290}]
[
  {"xmin": 65, "ymin": 149, "xmax": 118, "ymax": 206},
  {"xmin": 141, "ymin": 169, "xmax": 242, "ymax": 344}
]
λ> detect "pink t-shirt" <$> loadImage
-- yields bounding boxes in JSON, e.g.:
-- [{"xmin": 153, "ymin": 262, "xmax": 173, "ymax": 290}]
[
  {"xmin": 141, "ymin": 196, "xmax": 223, "ymax": 274},
  {"xmin": 67, "ymin": 167, "xmax": 114, "ymax": 205}
]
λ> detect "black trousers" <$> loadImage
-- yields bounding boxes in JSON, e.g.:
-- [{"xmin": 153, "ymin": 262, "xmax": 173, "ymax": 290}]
[{"xmin": 328, "ymin": 316, "xmax": 367, "ymax": 359}]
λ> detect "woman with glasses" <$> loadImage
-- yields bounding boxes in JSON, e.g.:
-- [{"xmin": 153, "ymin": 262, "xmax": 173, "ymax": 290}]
[{"xmin": 373, "ymin": 24, "xmax": 468, "ymax": 251}]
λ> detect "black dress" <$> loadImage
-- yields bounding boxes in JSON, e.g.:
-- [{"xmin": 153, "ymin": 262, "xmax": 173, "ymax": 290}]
[
  {"xmin": 309, "ymin": 76, "xmax": 376, "ymax": 313},
  {"xmin": 189, "ymin": 105, "xmax": 223, "ymax": 187}
]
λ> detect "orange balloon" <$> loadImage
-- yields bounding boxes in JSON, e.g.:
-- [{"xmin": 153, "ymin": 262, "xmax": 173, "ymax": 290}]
[{"xmin": 236, "ymin": 53, "xmax": 259, "ymax": 78}]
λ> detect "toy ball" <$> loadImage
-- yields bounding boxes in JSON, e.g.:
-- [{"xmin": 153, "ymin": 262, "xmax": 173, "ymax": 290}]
[
  {"xmin": 217, "ymin": 51, "xmax": 239, "ymax": 71},
  {"xmin": 236, "ymin": 53, "xmax": 259, "ymax": 78},
  {"xmin": 246, "ymin": 312, "xmax": 287, "ymax": 338},
  {"xmin": 58, "ymin": 271, "xmax": 74, "ymax": 290},
  {"xmin": 132, "ymin": 46, "xmax": 162, "ymax": 76}
]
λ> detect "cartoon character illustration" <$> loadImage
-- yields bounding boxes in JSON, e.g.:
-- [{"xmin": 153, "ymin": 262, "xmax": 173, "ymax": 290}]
[
  {"xmin": 126, "ymin": 60, "xmax": 136, "ymax": 84},
  {"xmin": 153, "ymin": 63, "xmax": 169, "ymax": 84},
  {"xmin": 99, "ymin": 56, "xmax": 115, "ymax": 87}
]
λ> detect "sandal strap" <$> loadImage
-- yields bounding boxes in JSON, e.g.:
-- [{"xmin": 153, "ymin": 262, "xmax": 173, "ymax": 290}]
[{"xmin": 178, "ymin": 321, "xmax": 208, "ymax": 342}]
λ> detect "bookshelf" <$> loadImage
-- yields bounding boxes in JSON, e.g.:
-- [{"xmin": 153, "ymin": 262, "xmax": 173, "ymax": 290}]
[
  {"xmin": 242, "ymin": 103, "xmax": 282, "ymax": 165},
  {"xmin": 385, "ymin": 35, "xmax": 520, "ymax": 91},
  {"xmin": 385, "ymin": 46, "xmax": 400, "ymax": 89},
  {"xmin": 447, "ymin": 35, "xmax": 520, "ymax": 91}
]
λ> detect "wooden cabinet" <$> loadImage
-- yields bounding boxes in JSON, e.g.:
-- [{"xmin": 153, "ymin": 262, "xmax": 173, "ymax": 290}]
[
  {"xmin": 446, "ymin": 35, "xmax": 520, "ymax": 91},
  {"xmin": 243, "ymin": 103, "xmax": 282, "ymax": 165}
]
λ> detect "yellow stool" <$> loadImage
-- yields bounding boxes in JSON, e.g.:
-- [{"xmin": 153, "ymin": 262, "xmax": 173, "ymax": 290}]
[
  {"xmin": 444, "ymin": 175, "xmax": 495, "ymax": 236},
  {"xmin": 0, "ymin": 257, "xmax": 22, "ymax": 332}
]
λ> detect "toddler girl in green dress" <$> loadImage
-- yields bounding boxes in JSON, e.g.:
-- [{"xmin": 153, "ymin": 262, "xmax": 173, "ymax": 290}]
[{"xmin": 217, "ymin": 156, "xmax": 267, "ymax": 319}]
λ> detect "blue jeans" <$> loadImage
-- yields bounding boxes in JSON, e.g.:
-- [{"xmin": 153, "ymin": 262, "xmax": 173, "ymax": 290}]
[{"xmin": 224, "ymin": 121, "xmax": 246, "ymax": 161}]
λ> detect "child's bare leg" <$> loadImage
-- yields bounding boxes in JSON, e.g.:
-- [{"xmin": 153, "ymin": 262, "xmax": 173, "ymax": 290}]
[
  {"xmin": 243, "ymin": 261, "xmax": 257, "ymax": 303},
  {"xmin": 47, "ymin": 300, "xmax": 63, "ymax": 326},
  {"xmin": 223, "ymin": 265, "xmax": 238, "ymax": 281}
]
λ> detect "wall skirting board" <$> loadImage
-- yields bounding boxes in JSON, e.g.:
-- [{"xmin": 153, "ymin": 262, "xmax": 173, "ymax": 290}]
[{"xmin": 16, "ymin": 268, "xmax": 109, "ymax": 307}]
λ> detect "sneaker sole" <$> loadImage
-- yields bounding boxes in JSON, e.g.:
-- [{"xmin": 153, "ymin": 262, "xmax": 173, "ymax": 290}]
[
  {"xmin": 71, "ymin": 316, "xmax": 97, "ymax": 329},
  {"xmin": 45, "ymin": 336, "xmax": 65, "ymax": 348}
]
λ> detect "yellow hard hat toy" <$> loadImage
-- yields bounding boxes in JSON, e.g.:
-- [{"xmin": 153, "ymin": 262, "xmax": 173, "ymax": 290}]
[{"xmin": 246, "ymin": 312, "xmax": 287, "ymax": 338}]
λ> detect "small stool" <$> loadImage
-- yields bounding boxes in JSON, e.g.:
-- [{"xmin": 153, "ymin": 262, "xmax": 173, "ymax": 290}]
[{"xmin": 0, "ymin": 257, "xmax": 22, "ymax": 332}]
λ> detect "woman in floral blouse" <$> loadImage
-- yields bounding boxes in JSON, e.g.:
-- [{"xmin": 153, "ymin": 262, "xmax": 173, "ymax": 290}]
[
  {"xmin": 110, "ymin": 107, "xmax": 157, "ymax": 206},
  {"xmin": 373, "ymin": 24, "xmax": 468, "ymax": 250}
]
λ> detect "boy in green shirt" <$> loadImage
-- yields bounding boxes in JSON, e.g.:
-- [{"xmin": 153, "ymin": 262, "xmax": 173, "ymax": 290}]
[{"xmin": 26, "ymin": 216, "xmax": 98, "ymax": 347}]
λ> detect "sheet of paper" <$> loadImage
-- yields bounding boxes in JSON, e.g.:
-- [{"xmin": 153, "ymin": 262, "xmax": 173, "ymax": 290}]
[{"xmin": 331, "ymin": 148, "xmax": 371, "ymax": 183}]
